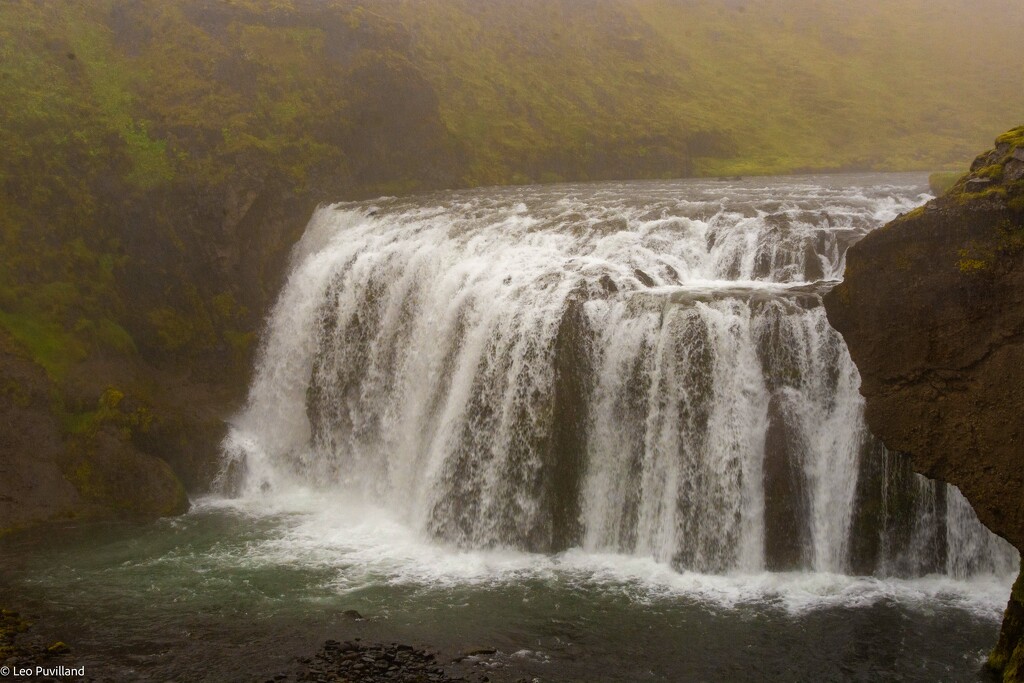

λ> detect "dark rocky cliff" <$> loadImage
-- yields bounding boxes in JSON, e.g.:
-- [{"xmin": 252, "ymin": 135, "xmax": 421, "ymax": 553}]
[{"xmin": 824, "ymin": 126, "xmax": 1024, "ymax": 681}]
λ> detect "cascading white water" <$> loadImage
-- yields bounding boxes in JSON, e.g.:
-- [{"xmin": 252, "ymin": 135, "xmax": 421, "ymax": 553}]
[{"xmin": 222, "ymin": 175, "xmax": 1017, "ymax": 579}]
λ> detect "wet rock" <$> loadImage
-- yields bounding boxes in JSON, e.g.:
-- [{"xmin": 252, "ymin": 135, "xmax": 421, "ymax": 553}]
[
  {"xmin": 342, "ymin": 609, "xmax": 364, "ymax": 620},
  {"xmin": 846, "ymin": 440, "xmax": 946, "ymax": 576},
  {"xmin": 1005, "ymin": 159, "xmax": 1024, "ymax": 183},
  {"xmin": 453, "ymin": 646, "xmax": 498, "ymax": 662},
  {"xmin": 825, "ymin": 126, "xmax": 1024, "ymax": 553},
  {"xmin": 0, "ymin": 609, "xmax": 90, "ymax": 680},
  {"xmin": 543, "ymin": 296, "xmax": 594, "ymax": 551},
  {"xmin": 965, "ymin": 177, "xmax": 992, "ymax": 193},
  {"xmin": 276, "ymin": 639, "xmax": 476, "ymax": 682},
  {"xmin": 990, "ymin": 565, "xmax": 1024, "ymax": 677},
  {"xmin": 803, "ymin": 243, "xmax": 825, "ymax": 281},
  {"xmin": 762, "ymin": 391, "xmax": 812, "ymax": 571},
  {"xmin": 633, "ymin": 268, "xmax": 656, "ymax": 287},
  {"xmin": 598, "ymin": 273, "xmax": 619, "ymax": 294},
  {"xmin": 824, "ymin": 126, "xmax": 1024, "ymax": 680}
]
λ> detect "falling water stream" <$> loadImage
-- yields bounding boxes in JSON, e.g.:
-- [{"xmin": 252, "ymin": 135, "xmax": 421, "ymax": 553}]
[
  {"xmin": 224, "ymin": 173, "xmax": 1013, "ymax": 579},
  {"xmin": 0, "ymin": 174, "xmax": 1016, "ymax": 681}
]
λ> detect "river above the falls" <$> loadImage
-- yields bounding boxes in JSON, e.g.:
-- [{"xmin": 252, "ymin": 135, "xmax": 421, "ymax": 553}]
[{"xmin": 1, "ymin": 174, "xmax": 1016, "ymax": 681}]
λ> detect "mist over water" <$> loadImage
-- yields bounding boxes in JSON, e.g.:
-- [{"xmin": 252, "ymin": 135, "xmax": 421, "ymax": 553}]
[{"xmin": 222, "ymin": 174, "xmax": 1016, "ymax": 585}]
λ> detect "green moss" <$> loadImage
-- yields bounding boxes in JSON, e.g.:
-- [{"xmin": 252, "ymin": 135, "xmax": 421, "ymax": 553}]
[
  {"xmin": 62, "ymin": 385, "xmax": 151, "ymax": 439},
  {"xmin": 957, "ymin": 255, "xmax": 990, "ymax": 274},
  {"xmin": 995, "ymin": 126, "xmax": 1024, "ymax": 150},
  {"xmin": 88, "ymin": 318, "xmax": 137, "ymax": 355},
  {"xmin": 0, "ymin": 310, "xmax": 86, "ymax": 380},
  {"xmin": 928, "ymin": 171, "xmax": 962, "ymax": 196},
  {"xmin": 0, "ymin": 609, "xmax": 31, "ymax": 660},
  {"xmin": 210, "ymin": 292, "xmax": 245, "ymax": 321},
  {"xmin": 996, "ymin": 219, "xmax": 1024, "ymax": 256},
  {"xmin": 978, "ymin": 164, "xmax": 1005, "ymax": 181},
  {"xmin": 65, "ymin": 20, "xmax": 174, "ymax": 188},
  {"xmin": 990, "ymin": 563, "xmax": 1024, "ymax": 678},
  {"xmin": 958, "ymin": 184, "xmax": 1010, "ymax": 203},
  {"xmin": 147, "ymin": 307, "xmax": 199, "ymax": 353},
  {"xmin": 954, "ymin": 220, "xmax": 1024, "ymax": 275},
  {"xmin": 224, "ymin": 329, "xmax": 256, "ymax": 365}
]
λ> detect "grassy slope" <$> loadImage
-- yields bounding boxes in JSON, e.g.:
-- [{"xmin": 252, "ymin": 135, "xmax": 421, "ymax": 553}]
[
  {"xmin": 0, "ymin": 0, "xmax": 1021, "ymax": 497},
  {"xmin": 390, "ymin": 0, "xmax": 1024, "ymax": 180}
]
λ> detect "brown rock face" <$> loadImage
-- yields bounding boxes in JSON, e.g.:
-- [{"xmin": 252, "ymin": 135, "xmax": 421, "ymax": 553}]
[
  {"xmin": 0, "ymin": 331, "xmax": 188, "ymax": 534},
  {"xmin": 0, "ymin": 334, "xmax": 82, "ymax": 531},
  {"xmin": 823, "ymin": 126, "xmax": 1024, "ymax": 679}
]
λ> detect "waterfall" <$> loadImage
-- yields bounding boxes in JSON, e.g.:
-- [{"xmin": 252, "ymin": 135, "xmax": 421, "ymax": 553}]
[{"xmin": 221, "ymin": 177, "xmax": 1017, "ymax": 578}]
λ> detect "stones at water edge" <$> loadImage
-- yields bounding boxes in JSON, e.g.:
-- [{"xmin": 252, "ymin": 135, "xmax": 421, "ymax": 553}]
[
  {"xmin": 271, "ymin": 639, "xmax": 498, "ymax": 682},
  {"xmin": 0, "ymin": 609, "xmax": 89, "ymax": 682},
  {"xmin": 822, "ymin": 126, "xmax": 1024, "ymax": 681}
]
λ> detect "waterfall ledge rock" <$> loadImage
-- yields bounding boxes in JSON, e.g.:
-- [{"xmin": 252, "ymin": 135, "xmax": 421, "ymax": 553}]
[{"xmin": 824, "ymin": 126, "xmax": 1024, "ymax": 680}]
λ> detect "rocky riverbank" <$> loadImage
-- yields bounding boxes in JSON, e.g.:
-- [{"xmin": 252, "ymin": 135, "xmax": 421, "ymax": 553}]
[
  {"xmin": 0, "ymin": 609, "xmax": 87, "ymax": 683},
  {"xmin": 824, "ymin": 125, "xmax": 1024, "ymax": 681},
  {"xmin": 1, "ymin": 596, "xmax": 525, "ymax": 683},
  {"xmin": 266, "ymin": 639, "xmax": 513, "ymax": 683}
]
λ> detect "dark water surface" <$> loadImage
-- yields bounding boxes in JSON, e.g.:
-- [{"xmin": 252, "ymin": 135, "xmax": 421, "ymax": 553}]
[{"xmin": 0, "ymin": 504, "xmax": 1007, "ymax": 682}]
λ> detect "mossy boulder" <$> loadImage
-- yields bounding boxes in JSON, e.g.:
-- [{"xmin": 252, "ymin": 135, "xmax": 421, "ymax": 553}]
[{"xmin": 0, "ymin": 329, "xmax": 188, "ymax": 534}]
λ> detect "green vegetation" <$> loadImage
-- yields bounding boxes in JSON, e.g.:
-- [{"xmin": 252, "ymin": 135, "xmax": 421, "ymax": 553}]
[
  {"xmin": 997, "ymin": 127, "xmax": 1024, "ymax": 149},
  {"xmin": 917, "ymin": 128, "xmax": 1024, "ymax": 279},
  {"xmin": 989, "ymin": 563, "xmax": 1024, "ymax": 679},
  {"xmin": 0, "ymin": 609, "xmax": 30, "ymax": 660},
  {"xmin": 61, "ymin": 386, "xmax": 152, "ymax": 440},
  {"xmin": 947, "ymin": 126, "xmax": 1024, "ymax": 207},
  {"xmin": 929, "ymin": 172, "xmax": 962, "ymax": 197},
  {"xmin": 0, "ymin": 0, "xmax": 1021, "ymax": 450},
  {"xmin": 393, "ymin": 0, "xmax": 1024, "ymax": 180}
]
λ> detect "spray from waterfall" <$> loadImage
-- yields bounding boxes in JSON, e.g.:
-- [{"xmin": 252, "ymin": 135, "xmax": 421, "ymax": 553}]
[{"xmin": 220, "ymin": 177, "xmax": 1017, "ymax": 578}]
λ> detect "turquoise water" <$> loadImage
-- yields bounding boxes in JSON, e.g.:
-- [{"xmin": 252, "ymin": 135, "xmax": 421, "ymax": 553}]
[{"xmin": 0, "ymin": 499, "xmax": 1010, "ymax": 682}]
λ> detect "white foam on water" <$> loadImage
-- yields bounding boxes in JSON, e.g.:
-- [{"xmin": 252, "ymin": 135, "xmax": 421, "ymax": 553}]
[
  {"xmin": 189, "ymin": 495, "xmax": 1013, "ymax": 619},
  {"xmin": 215, "ymin": 174, "xmax": 1017, "ymax": 618}
]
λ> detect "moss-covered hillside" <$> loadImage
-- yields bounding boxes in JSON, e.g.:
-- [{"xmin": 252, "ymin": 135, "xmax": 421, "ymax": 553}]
[
  {"xmin": 0, "ymin": 0, "xmax": 1022, "ymax": 526},
  {"xmin": 393, "ymin": 0, "xmax": 1024, "ymax": 181}
]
